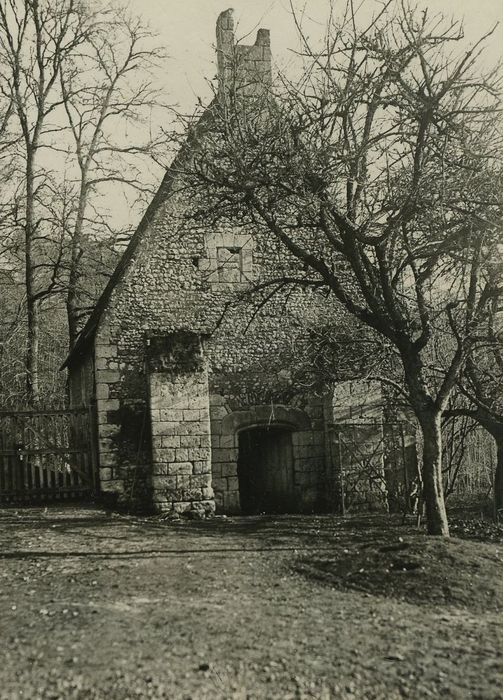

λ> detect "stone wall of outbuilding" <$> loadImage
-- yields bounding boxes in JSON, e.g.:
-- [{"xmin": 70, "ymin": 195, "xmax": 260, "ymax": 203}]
[
  {"xmin": 147, "ymin": 333, "xmax": 214, "ymax": 515},
  {"xmin": 66, "ymin": 11, "xmax": 342, "ymax": 515},
  {"xmin": 209, "ymin": 398, "xmax": 328, "ymax": 514}
]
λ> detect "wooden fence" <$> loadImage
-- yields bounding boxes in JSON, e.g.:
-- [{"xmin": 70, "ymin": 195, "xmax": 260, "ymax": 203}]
[{"xmin": 0, "ymin": 407, "xmax": 97, "ymax": 503}]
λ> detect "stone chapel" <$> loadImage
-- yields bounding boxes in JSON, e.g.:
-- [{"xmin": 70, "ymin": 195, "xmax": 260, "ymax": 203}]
[{"xmin": 64, "ymin": 9, "xmax": 398, "ymax": 515}]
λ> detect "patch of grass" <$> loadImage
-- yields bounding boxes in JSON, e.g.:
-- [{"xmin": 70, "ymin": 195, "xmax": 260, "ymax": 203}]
[{"xmin": 294, "ymin": 534, "xmax": 503, "ymax": 612}]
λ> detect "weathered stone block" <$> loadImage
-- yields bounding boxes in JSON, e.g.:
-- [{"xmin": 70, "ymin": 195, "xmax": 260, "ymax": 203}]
[
  {"xmin": 168, "ymin": 462, "xmax": 193, "ymax": 476},
  {"xmin": 189, "ymin": 500, "xmax": 215, "ymax": 515},
  {"xmin": 219, "ymin": 433, "xmax": 235, "ymax": 448},
  {"xmin": 97, "ymin": 369, "xmax": 120, "ymax": 384},
  {"xmin": 161, "ymin": 435, "xmax": 181, "ymax": 448},
  {"xmin": 210, "ymin": 406, "xmax": 228, "ymax": 420},
  {"xmin": 180, "ymin": 435, "xmax": 200, "ymax": 448},
  {"xmin": 210, "ymin": 420, "xmax": 224, "ymax": 436},
  {"xmin": 209, "ymin": 394, "xmax": 226, "ymax": 407},
  {"xmin": 183, "ymin": 409, "xmax": 201, "ymax": 421},
  {"xmin": 96, "ymin": 356, "xmax": 120, "ymax": 371},
  {"xmin": 99, "ymin": 467, "xmax": 112, "ymax": 481},
  {"xmin": 153, "ymin": 447, "xmax": 176, "ymax": 463},
  {"xmin": 212, "ymin": 476, "xmax": 226, "ymax": 492},
  {"xmin": 212, "ymin": 447, "xmax": 235, "ymax": 463},
  {"xmin": 98, "ymin": 398, "xmax": 120, "ymax": 412},
  {"xmin": 95, "ymin": 343, "xmax": 118, "ymax": 360},
  {"xmin": 96, "ymin": 383, "xmax": 109, "ymax": 400},
  {"xmin": 176, "ymin": 487, "xmax": 204, "ymax": 502},
  {"xmin": 174, "ymin": 447, "xmax": 189, "ymax": 462},
  {"xmin": 100, "ymin": 479, "xmax": 119, "ymax": 493},
  {"xmin": 185, "ymin": 397, "xmax": 206, "ymax": 410},
  {"xmin": 154, "ymin": 422, "xmax": 179, "ymax": 436},
  {"xmin": 227, "ymin": 476, "xmax": 239, "ymax": 491},
  {"xmin": 188, "ymin": 447, "xmax": 210, "ymax": 461},
  {"xmin": 152, "ymin": 475, "xmax": 177, "ymax": 490},
  {"xmin": 221, "ymin": 463, "xmax": 237, "ymax": 477},
  {"xmin": 100, "ymin": 452, "xmax": 119, "ymax": 467},
  {"xmin": 152, "ymin": 493, "xmax": 169, "ymax": 505},
  {"xmin": 159, "ymin": 409, "xmax": 184, "ymax": 422},
  {"xmin": 190, "ymin": 474, "xmax": 211, "ymax": 489},
  {"xmin": 100, "ymin": 424, "xmax": 120, "ymax": 438},
  {"xmin": 193, "ymin": 460, "xmax": 210, "ymax": 474},
  {"xmin": 98, "ymin": 437, "xmax": 114, "ymax": 453},
  {"xmin": 199, "ymin": 434, "xmax": 211, "ymax": 448},
  {"xmin": 173, "ymin": 501, "xmax": 192, "ymax": 514},
  {"xmin": 152, "ymin": 463, "xmax": 170, "ymax": 476}
]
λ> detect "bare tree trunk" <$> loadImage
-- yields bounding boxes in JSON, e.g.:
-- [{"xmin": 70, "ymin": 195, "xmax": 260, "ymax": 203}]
[
  {"xmin": 26, "ymin": 295, "xmax": 39, "ymax": 404},
  {"xmin": 419, "ymin": 410, "xmax": 450, "ymax": 536},
  {"xmin": 66, "ymin": 250, "xmax": 81, "ymax": 351},
  {"xmin": 403, "ymin": 352, "xmax": 450, "ymax": 536},
  {"xmin": 25, "ymin": 152, "xmax": 39, "ymax": 405},
  {"xmin": 66, "ymin": 180, "xmax": 87, "ymax": 351}
]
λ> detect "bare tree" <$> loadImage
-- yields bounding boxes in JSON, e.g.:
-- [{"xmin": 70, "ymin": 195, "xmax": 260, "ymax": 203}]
[
  {"xmin": 59, "ymin": 10, "xmax": 165, "ymax": 348},
  {"xmin": 0, "ymin": 0, "xmax": 95, "ymax": 403},
  {"xmin": 0, "ymin": 42, "xmax": 18, "ymax": 270},
  {"xmin": 0, "ymin": 0, "xmax": 167, "ymax": 403},
  {"xmin": 441, "ymin": 414, "xmax": 480, "ymax": 498},
  {"xmin": 178, "ymin": 1, "xmax": 503, "ymax": 535},
  {"xmin": 448, "ymin": 293, "xmax": 503, "ymax": 518}
]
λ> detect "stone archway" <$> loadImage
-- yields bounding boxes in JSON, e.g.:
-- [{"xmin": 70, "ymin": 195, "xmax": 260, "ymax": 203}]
[
  {"xmin": 210, "ymin": 395, "xmax": 318, "ymax": 514},
  {"xmin": 220, "ymin": 404, "xmax": 311, "ymax": 436},
  {"xmin": 212, "ymin": 404, "xmax": 312, "ymax": 514}
]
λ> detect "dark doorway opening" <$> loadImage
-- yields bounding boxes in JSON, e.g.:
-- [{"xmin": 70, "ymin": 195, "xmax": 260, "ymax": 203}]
[{"xmin": 237, "ymin": 426, "xmax": 295, "ymax": 514}]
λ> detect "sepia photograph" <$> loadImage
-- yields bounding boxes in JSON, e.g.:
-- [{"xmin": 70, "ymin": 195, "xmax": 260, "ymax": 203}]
[{"xmin": 0, "ymin": 0, "xmax": 502, "ymax": 697}]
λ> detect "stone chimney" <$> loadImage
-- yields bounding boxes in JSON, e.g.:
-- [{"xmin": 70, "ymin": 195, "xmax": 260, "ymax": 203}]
[{"xmin": 216, "ymin": 9, "xmax": 272, "ymax": 97}]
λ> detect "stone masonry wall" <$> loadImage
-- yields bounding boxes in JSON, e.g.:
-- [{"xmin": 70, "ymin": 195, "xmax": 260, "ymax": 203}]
[
  {"xmin": 216, "ymin": 9, "xmax": 272, "ymax": 98},
  {"xmin": 324, "ymin": 380, "xmax": 418, "ymax": 513},
  {"xmin": 80, "ymin": 180, "xmax": 338, "ymax": 510},
  {"xmin": 210, "ymin": 396, "xmax": 328, "ymax": 513},
  {"xmin": 67, "ymin": 11, "xmax": 340, "ymax": 512},
  {"xmin": 147, "ymin": 333, "xmax": 214, "ymax": 515}
]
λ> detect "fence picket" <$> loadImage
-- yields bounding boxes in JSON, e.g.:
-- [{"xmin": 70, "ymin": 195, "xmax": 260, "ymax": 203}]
[{"xmin": 0, "ymin": 408, "xmax": 97, "ymax": 504}]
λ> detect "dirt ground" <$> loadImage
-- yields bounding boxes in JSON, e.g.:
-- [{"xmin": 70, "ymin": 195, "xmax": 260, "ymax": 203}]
[{"xmin": 0, "ymin": 506, "xmax": 502, "ymax": 700}]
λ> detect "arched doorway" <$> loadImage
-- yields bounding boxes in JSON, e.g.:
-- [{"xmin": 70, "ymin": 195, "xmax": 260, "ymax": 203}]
[{"xmin": 237, "ymin": 426, "xmax": 295, "ymax": 514}]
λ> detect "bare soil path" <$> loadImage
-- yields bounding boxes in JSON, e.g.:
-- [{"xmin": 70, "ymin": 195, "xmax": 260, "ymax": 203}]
[{"xmin": 0, "ymin": 506, "xmax": 502, "ymax": 699}]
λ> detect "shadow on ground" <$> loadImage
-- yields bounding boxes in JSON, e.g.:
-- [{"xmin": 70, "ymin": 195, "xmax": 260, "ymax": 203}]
[
  {"xmin": 1, "ymin": 504, "xmax": 503, "ymax": 699},
  {"xmin": 2, "ymin": 505, "xmax": 502, "ymax": 614}
]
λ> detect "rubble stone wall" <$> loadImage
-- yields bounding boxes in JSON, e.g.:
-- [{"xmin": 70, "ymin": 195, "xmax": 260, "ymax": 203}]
[{"xmin": 67, "ymin": 11, "xmax": 338, "ymax": 513}]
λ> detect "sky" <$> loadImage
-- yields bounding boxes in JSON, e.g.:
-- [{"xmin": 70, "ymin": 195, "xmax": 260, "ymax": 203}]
[
  {"xmin": 127, "ymin": 0, "xmax": 503, "ymax": 113},
  {"xmin": 108, "ymin": 0, "xmax": 503, "ymax": 230}
]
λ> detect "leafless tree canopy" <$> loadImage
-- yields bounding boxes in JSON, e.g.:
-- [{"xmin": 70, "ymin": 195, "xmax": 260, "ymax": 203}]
[
  {"xmin": 0, "ymin": 0, "xmax": 167, "ymax": 403},
  {"xmin": 178, "ymin": 0, "xmax": 503, "ymax": 535}
]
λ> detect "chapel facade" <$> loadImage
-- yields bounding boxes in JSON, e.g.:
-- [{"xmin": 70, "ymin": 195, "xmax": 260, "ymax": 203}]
[{"xmin": 65, "ymin": 10, "xmax": 397, "ymax": 515}]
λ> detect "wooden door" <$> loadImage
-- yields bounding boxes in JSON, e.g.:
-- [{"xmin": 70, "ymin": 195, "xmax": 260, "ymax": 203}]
[{"xmin": 237, "ymin": 427, "xmax": 295, "ymax": 514}]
